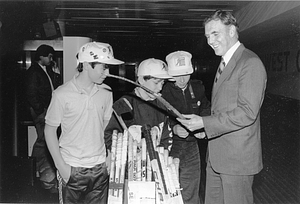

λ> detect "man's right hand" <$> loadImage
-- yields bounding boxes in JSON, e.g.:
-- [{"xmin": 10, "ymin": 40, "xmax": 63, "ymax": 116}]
[{"xmin": 173, "ymin": 124, "xmax": 189, "ymax": 138}]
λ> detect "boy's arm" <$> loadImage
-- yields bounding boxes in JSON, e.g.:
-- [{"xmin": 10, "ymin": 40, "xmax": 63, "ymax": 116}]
[{"xmin": 44, "ymin": 124, "xmax": 70, "ymax": 181}]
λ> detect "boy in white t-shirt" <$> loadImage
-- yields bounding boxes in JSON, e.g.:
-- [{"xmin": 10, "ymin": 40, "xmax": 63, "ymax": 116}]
[{"xmin": 45, "ymin": 42, "xmax": 124, "ymax": 203}]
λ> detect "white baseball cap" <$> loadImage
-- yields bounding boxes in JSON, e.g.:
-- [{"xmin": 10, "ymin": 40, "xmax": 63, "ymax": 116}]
[
  {"xmin": 77, "ymin": 42, "xmax": 124, "ymax": 65},
  {"xmin": 137, "ymin": 58, "xmax": 173, "ymax": 79},
  {"xmin": 166, "ymin": 51, "xmax": 194, "ymax": 76}
]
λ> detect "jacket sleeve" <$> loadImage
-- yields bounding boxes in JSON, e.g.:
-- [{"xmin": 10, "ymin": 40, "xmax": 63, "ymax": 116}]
[
  {"xmin": 199, "ymin": 86, "xmax": 211, "ymax": 117},
  {"xmin": 26, "ymin": 69, "xmax": 45, "ymax": 116},
  {"xmin": 157, "ymin": 117, "xmax": 173, "ymax": 150},
  {"xmin": 104, "ymin": 96, "xmax": 134, "ymax": 151},
  {"xmin": 203, "ymin": 55, "xmax": 267, "ymax": 138},
  {"xmin": 104, "ymin": 113, "xmax": 123, "ymax": 152}
]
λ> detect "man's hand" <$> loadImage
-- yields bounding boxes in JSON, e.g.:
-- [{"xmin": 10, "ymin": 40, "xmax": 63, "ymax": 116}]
[
  {"xmin": 195, "ymin": 132, "xmax": 206, "ymax": 139},
  {"xmin": 177, "ymin": 114, "xmax": 204, "ymax": 132},
  {"xmin": 173, "ymin": 124, "xmax": 189, "ymax": 138}
]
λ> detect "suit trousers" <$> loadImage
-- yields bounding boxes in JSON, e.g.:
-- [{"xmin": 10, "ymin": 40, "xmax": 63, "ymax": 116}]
[
  {"xmin": 205, "ymin": 160, "xmax": 254, "ymax": 204},
  {"xmin": 31, "ymin": 109, "xmax": 57, "ymax": 189}
]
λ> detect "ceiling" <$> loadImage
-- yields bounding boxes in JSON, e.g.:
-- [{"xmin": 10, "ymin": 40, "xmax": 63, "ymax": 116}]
[
  {"xmin": 0, "ymin": 0, "xmax": 252, "ymax": 60},
  {"xmin": 47, "ymin": 1, "xmax": 249, "ymax": 38},
  {"xmin": 1, "ymin": 1, "xmax": 299, "ymax": 61}
]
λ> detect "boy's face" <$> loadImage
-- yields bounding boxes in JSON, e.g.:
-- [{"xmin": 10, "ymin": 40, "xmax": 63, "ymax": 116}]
[
  {"xmin": 88, "ymin": 62, "xmax": 109, "ymax": 84},
  {"xmin": 142, "ymin": 77, "xmax": 165, "ymax": 94}
]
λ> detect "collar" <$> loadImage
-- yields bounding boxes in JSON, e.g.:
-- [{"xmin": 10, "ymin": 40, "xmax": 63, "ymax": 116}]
[
  {"xmin": 222, "ymin": 41, "xmax": 241, "ymax": 65},
  {"xmin": 72, "ymin": 74, "xmax": 98, "ymax": 95},
  {"xmin": 170, "ymin": 81, "xmax": 190, "ymax": 92},
  {"xmin": 134, "ymin": 87, "xmax": 157, "ymax": 101},
  {"xmin": 38, "ymin": 63, "xmax": 46, "ymax": 71}
]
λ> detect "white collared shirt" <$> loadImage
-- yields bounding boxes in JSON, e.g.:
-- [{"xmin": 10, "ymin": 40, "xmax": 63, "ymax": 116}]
[
  {"xmin": 222, "ymin": 41, "xmax": 241, "ymax": 66},
  {"xmin": 39, "ymin": 63, "xmax": 54, "ymax": 91}
]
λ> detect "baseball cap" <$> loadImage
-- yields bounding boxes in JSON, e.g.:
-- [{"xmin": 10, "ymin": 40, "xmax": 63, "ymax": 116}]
[
  {"xmin": 166, "ymin": 51, "xmax": 194, "ymax": 76},
  {"xmin": 77, "ymin": 42, "xmax": 124, "ymax": 65},
  {"xmin": 137, "ymin": 58, "xmax": 173, "ymax": 79}
]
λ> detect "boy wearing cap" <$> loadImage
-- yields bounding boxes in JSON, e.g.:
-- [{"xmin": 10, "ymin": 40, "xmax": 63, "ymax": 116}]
[
  {"xmin": 44, "ymin": 42, "xmax": 124, "ymax": 203},
  {"xmin": 105, "ymin": 58, "xmax": 173, "ymax": 155},
  {"xmin": 162, "ymin": 51, "xmax": 211, "ymax": 204}
]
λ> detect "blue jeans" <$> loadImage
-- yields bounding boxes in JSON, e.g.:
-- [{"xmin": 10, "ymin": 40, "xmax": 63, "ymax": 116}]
[{"xmin": 170, "ymin": 139, "xmax": 201, "ymax": 204}]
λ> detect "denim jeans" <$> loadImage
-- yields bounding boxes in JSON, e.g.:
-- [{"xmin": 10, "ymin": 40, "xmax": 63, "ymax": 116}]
[{"xmin": 170, "ymin": 139, "xmax": 201, "ymax": 204}]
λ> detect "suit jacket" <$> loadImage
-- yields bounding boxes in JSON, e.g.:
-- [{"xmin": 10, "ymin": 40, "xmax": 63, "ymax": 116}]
[
  {"xmin": 26, "ymin": 62, "xmax": 60, "ymax": 117},
  {"xmin": 203, "ymin": 44, "xmax": 267, "ymax": 175}
]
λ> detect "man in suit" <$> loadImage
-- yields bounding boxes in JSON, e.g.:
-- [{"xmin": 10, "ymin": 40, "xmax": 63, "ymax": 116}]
[
  {"xmin": 26, "ymin": 44, "xmax": 61, "ymax": 192},
  {"xmin": 177, "ymin": 10, "xmax": 267, "ymax": 204}
]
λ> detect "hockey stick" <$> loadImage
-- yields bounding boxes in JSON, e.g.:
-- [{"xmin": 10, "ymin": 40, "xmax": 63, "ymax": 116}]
[
  {"xmin": 142, "ymin": 124, "xmax": 168, "ymax": 202},
  {"xmin": 107, "ymin": 74, "xmax": 186, "ymax": 119}
]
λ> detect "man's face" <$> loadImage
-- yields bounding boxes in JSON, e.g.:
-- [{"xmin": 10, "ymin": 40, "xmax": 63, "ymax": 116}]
[
  {"xmin": 174, "ymin": 74, "xmax": 190, "ymax": 89},
  {"xmin": 88, "ymin": 62, "xmax": 109, "ymax": 84},
  {"xmin": 40, "ymin": 53, "xmax": 53, "ymax": 66},
  {"xmin": 205, "ymin": 19, "xmax": 233, "ymax": 56}
]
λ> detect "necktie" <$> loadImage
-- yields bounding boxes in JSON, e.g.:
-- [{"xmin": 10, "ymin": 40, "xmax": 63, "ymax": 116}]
[{"xmin": 214, "ymin": 58, "xmax": 225, "ymax": 84}]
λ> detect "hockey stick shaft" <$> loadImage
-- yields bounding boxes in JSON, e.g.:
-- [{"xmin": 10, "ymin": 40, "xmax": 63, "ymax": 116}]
[{"xmin": 108, "ymin": 74, "xmax": 186, "ymax": 119}]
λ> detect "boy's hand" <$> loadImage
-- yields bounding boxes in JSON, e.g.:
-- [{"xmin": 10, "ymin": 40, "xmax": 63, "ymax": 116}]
[
  {"xmin": 58, "ymin": 163, "xmax": 71, "ymax": 183},
  {"xmin": 173, "ymin": 124, "xmax": 189, "ymax": 138},
  {"xmin": 106, "ymin": 151, "xmax": 111, "ymax": 174}
]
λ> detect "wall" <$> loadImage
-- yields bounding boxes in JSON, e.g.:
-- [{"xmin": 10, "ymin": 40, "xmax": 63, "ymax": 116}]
[{"xmin": 251, "ymin": 34, "xmax": 300, "ymax": 100}]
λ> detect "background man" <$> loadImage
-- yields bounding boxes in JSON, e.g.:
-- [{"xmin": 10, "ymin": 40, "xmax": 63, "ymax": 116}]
[{"xmin": 25, "ymin": 44, "xmax": 61, "ymax": 192}]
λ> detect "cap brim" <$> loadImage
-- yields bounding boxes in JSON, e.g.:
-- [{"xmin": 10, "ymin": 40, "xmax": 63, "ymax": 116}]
[
  {"xmin": 102, "ymin": 58, "xmax": 124, "ymax": 65},
  {"xmin": 168, "ymin": 69, "xmax": 193, "ymax": 76},
  {"xmin": 152, "ymin": 74, "xmax": 174, "ymax": 79}
]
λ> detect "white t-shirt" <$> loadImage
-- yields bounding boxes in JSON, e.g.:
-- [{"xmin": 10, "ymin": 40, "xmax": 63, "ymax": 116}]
[{"xmin": 45, "ymin": 76, "xmax": 113, "ymax": 168}]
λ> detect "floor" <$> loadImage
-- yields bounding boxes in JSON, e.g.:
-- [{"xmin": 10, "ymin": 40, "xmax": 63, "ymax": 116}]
[
  {"xmin": 253, "ymin": 94, "xmax": 300, "ymax": 204},
  {"xmin": 1, "ymin": 93, "xmax": 299, "ymax": 203}
]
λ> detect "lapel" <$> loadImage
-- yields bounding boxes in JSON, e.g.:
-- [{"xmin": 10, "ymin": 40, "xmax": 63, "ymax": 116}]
[
  {"xmin": 212, "ymin": 44, "xmax": 245, "ymax": 102},
  {"xmin": 34, "ymin": 62, "xmax": 53, "ymax": 87}
]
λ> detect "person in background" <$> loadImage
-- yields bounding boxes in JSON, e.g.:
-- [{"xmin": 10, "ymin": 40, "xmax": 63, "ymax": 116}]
[
  {"xmin": 25, "ymin": 44, "xmax": 61, "ymax": 192},
  {"xmin": 104, "ymin": 58, "xmax": 174, "ymax": 156},
  {"xmin": 162, "ymin": 51, "xmax": 211, "ymax": 204},
  {"xmin": 177, "ymin": 10, "xmax": 267, "ymax": 204},
  {"xmin": 44, "ymin": 42, "xmax": 124, "ymax": 203}
]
